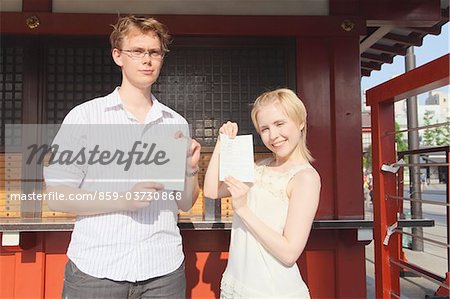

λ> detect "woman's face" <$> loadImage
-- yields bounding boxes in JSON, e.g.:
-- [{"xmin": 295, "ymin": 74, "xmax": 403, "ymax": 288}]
[{"xmin": 256, "ymin": 102, "xmax": 303, "ymax": 162}]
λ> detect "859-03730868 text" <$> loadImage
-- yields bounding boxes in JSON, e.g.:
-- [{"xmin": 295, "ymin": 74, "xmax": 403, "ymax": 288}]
[{"xmin": 8, "ymin": 191, "xmax": 182, "ymax": 201}]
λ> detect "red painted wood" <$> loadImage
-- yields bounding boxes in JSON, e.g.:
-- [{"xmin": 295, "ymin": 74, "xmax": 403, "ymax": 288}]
[
  {"xmin": 367, "ymin": 54, "xmax": 450, "ymax": 105},
  {"xmin": 43, "ymin": 232, "xmax": 70, "ymax": 298},
  {"xmin": 44, "ymin": 254, "xmax": 67, "ymax": 298},
  {"xmin": 361, "ymin": 0, "xmax": 441, "ymax": 26},
  {"xmin": 0, "ymin": 232, "xmax": 70, "ymax": 298},
  {"xmin": 329, "ymin": 0, "xmax": 359, "ymax": 15},
  {"xmin": 296, "ymin": 38, "xmax": 369, "ymax": 299},
  {"xmin": 331, "ymin": 36, "xmax": 365, "ymax": 219},
  {"xmin": 13, "ymin": 233, "xmax": 46, "ymax": 298},
  {"xmin": 305, "ymin": 250, "xmax": 336, "ymax": 298},
  {"xmin": 296, "ymin": 38, "xmax": 334, "ymax": 219},
  {"xmin": 0, "ymin": 248, "xmax": 16, "ymax": 298},
  {"xmin": 369, "ymin": 103, "xmax": 401, "ymax": 298},
  {"xmin": 297, "ymin": 36, "xmax": 364, "ymax": 220},
  {"xmin": 182, "ymin": 230, "xmax": 229, "ymax": 298},
  {"xmin": 305, "ymin": 230, "xmax": 367, "ymax": 298},
  {"xmin": 22, "ymin": 0, "xmax": 52, "ymax": 12},
  {"xmin": 185, "ymin": 252, "xmax": 228, "ymax": 299},
  {"xmin": 0, "ymin": 13, "xmax": 365, "ymax": 36},
  {"xmin": 435, "ymin": 272, "xmax": 450, "ymax": 296},
  {"xmin": 335, "ymin": 230, "xmax": 367, "ymax": 298},
  {"xmin": 181, "ymin": 230, "xmax": 230, "ymax": 252},
  {"xmin": 367, "ymin": 55, "xmax": 449, "ymax": 297},
  {"xmin": 0, "ymin": 230, "xmax": 368, "ymax": 298}
]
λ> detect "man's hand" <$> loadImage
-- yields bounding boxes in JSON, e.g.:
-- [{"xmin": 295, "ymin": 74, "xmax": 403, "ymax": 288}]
[
  {"xmin": 187, "ymin": 138, "xmax": 201, "ymax": 172},
  {"xmin": 175, "ymin": 131, "xmax": 201, "ymax": 172},
  {"xmin": 124, "ymin": 182, "xmax": 164, "ymax": 211}
]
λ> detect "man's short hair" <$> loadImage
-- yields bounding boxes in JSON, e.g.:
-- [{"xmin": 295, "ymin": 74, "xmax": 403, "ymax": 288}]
[{"xmin": 110, "ymin": 15, "xmax": 172, "ymax": 53}]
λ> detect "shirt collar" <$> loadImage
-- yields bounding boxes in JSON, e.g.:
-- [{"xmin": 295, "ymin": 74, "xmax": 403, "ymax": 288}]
[{"xmin": 104, "ymin": 87, "xmax": 175, "ymax": 123}]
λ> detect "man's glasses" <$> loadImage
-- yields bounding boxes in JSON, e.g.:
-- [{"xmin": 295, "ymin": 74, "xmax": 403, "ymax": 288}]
[{"xmin": 120, "ymin": 48, "xmax": 165, "ymax": 60}]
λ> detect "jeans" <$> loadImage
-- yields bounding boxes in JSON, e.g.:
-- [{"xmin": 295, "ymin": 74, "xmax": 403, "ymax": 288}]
[{"xmin": 62, "ymin": 259, "xmax": 186, "ymax": 299}]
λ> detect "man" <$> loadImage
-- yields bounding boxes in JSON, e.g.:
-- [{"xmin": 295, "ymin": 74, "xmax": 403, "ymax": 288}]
[{"xmin": 45, "ymin": 15, "xmax": 200, "ymax": 298}]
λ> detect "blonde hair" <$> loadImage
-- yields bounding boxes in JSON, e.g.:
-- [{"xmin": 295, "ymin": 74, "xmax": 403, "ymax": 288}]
[
  {"xmin": 110, "ymin": 15, "xmax": 172, "ymax": 53},
  {"xmin": 251, "ymin": 88, "xmax": 313, "ymax": 162}
]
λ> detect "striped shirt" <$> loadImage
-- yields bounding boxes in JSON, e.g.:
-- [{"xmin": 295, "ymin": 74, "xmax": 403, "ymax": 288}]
[{"xmin": 44, "ymin": 87, "xmax": 188, "ymax": 281}]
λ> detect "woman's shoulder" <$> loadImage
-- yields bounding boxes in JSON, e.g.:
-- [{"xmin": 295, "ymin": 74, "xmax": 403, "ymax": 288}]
[
  {"xmin": 286, "ymin": 165, "xmax": 321, "ymax": 199},
  {"xmin": 290, "ymin": 165, "xmax": 321, "ymax": 186}
]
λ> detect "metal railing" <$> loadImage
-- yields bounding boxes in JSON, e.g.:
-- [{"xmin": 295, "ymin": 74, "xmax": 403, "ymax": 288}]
[{"xmin": 366, "ymin": 54, "xmax": 450, "ymax": 298}]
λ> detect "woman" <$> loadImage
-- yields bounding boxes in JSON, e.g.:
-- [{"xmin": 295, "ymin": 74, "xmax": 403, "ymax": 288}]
[{"xmin": 204, "ymin": 88, "xmax": 321, "ymax": 298}]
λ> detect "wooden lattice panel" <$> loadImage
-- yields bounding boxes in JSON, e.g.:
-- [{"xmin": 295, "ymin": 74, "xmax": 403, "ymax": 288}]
[
  {"xmin": 46, "ymin": 45, "xmax": 121, "ymax": 124},
  {"xmin": 0, "ymin": 154, "xmax": 21, "ymax": 217},
  {"xmin": 1, "ymin": 38, "xmax": 290, "ymax": 220},
  {"xmin": 41, "ymin": 186, "xmax": 77, "ymax": 218},
  {"xmin": 0, "ymin": 44, "xmax": 23, "ymax": 148},
  {"xmin": 0, "ymin": 153, "xmax": 75, "ymax": 217}
]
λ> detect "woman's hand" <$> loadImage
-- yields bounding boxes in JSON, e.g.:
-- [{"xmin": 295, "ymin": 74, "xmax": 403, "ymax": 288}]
[
  {"xmin": 219, "ymin": 121, "xmax": 238, "ymax": 139},
  {"xmin": 224, "ymin": 176, "xmax": 250, "ymax": 214}
]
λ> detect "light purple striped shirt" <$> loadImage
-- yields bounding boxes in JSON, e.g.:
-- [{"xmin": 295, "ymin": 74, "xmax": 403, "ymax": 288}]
[{"xmin": 45, "ymin": 87, "xmax": 188, "ymax": 281}]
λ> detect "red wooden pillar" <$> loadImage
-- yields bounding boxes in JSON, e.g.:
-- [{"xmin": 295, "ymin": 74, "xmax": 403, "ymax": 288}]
[
  {"xmin": 331, "ymin": 35, "xmax": 367, "ymax": 298},
  {"xmin": 296, "ymin": 32, "xmax": 366, "ymax": 298},
  {"xmin": 370, "ymin": 101, "xmax": 401, "ymax": 298},
  {"xmin": 296, "ymin": 38, "xmax": 334, "ymax": 218},
  {"xmin": 330, "ymin": 36, "xmax": 364, "ymax": 219}
]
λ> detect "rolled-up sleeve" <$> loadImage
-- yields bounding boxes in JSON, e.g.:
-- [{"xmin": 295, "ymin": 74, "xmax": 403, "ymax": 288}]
[{"xmin": 43, "ymin": 107, "xmax": 88, "ymax": 188}]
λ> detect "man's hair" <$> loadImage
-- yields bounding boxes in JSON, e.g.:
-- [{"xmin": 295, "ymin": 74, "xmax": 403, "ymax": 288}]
[
  {"xmin": 251, "ymin": 88, "xmax": 314, "ymax": 162},
  {"xmin": 110, "ymin": 15, "xmax": 172, "ymax": 53}
]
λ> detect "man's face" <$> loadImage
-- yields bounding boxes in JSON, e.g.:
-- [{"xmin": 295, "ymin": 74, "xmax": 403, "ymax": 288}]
[{"xmin": 112, "ymin": 29, "xmax": 164, "ymax": 90}]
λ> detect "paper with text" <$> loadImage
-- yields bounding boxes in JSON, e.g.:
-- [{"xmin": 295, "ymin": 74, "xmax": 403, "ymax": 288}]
[{"xmin": 219, "ymin": 134, "xmax": 255, "ymax": 182}]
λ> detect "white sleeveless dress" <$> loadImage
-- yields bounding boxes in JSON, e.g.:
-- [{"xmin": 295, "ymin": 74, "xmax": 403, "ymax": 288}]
[{"xmin": 220, "ymin": 159, "xmax": 312, "ymax": 299}]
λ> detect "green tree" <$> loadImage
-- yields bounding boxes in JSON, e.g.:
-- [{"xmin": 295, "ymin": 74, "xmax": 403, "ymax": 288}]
[
  {"xmin": 422, "ymin": 110, "xmax": 450, "ymax": 146},
  {"xmin": 442, "ymin": 122, "xmax": 450, "ymax": 145},
  {"xmin": 434, "ymin": 125, "xmax": 444, "ymax": 145},
  {"xmin": 363, "ymin": 144, "xmax": 372, "ymax": 172},
  {"xmin": 423, "ymin": 110, "xmax": 435, "ymax": 146},
  {"xmin": 395, "ymin": 122, "xmax": 408, "ymax": 152}
]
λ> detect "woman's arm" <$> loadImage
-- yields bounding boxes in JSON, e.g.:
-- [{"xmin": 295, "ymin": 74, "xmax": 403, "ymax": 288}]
[
  {"xmin": 203, "ymin": 140, "xmax": 230, "ymax": 199},
  {"xmin": 225, "ymin": 168, "xmax": 321, "ymax": 266},
  {"xmin": 203, "ymin": 122, "xmax": 238, "ymax": 199}
]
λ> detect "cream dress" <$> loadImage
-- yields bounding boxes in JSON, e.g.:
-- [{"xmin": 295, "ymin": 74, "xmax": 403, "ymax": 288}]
[{"xmin": 220, "ymin": 159, "xmax": 312, "ymax": 299}]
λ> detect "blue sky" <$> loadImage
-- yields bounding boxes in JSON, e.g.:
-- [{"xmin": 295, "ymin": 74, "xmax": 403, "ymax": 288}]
[{"xmin": 361, "ymin": 23, "xmax": 449, "ymax": 95}]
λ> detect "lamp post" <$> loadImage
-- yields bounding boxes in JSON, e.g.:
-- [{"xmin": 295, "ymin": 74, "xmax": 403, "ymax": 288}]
[{"xmin": 405, "ymin": 46, "xmax": 424, "ymax": 251}]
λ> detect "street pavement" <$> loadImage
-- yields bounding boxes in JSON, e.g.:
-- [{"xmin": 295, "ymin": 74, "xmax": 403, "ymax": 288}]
[{"xmin": 365, "ymin": 183, "xmax": 448, "ymax": 298}]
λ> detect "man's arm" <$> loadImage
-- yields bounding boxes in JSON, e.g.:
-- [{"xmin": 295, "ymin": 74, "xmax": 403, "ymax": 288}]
[
  {"xmin": 176, "ymin": 138, "xmax": 201, "ymax": 211},
  {"xmin": 46, "ymin": 182, "xmax": 164, "ymax": 215},
  {"xmin": 176, "ymin": 171, "xmax": 200, "ymax": 212}
]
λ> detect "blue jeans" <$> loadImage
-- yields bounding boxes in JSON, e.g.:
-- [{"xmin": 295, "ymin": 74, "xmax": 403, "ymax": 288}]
[{"xmin": 62, "ymin": 259, "xmax": 186, "ymax": 299}]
